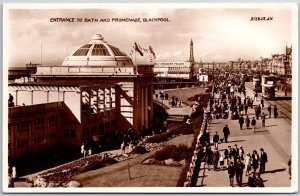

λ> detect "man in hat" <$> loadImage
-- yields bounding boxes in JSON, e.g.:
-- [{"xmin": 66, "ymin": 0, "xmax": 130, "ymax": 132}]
[
  {"xmin": 223, "ymin": 125, "xmax": 230, "ymax": 143},
  {"xmin": 213, "ymin": 132, "xmax": 220, "ymax": 149},
  {"xmin": 260, "ymin": 148, "xmax": 268, "ymax": 173}
]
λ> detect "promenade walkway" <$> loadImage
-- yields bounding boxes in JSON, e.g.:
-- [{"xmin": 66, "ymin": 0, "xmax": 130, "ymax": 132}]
[{"xmin": 196, "ymin": 86, "xmax": 292, "ymax": 187}]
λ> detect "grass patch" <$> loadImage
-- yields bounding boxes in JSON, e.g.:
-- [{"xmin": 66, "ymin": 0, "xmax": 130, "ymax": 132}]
[{"xmin": 151, "ymin": 144, "xmax": 192, "ymax": 162}]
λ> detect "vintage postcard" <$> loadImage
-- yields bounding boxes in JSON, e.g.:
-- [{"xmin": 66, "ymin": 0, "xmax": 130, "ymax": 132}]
[{"xmin": 2, "ymin": 3, "xmax": 298, "ymax": 193}]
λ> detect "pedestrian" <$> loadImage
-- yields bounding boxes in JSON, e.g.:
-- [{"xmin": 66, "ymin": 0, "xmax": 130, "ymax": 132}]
[
  {"xmin": 219, "ymin": 154, "xmax": 225, "ymax": 170},
  {"xmin": 223, "ymin": 124, "xmax": 230, "ymax": 143},
  {"xmin": 261, "ymin": 99, "xmax": 264, "ymax": 109},
  {"xmin": 244, "ymin": 104, "xmax": 248, "ymax": 115},
  {"xmin": 259, "ymin": 148, "xmax": 268, "ymax": 173},
  {"xmin": 88, "ymin": 148, "xmax": 92, "ymax": 156},
  {"xmin": 248, "ymin": 172, "xmax": 257, "ymax": 187},
  {"xmin": 206, "ymin": 146, "xmax": 213, "ymax": 171},
  {"xmin": 268, "ymin": 105, "xmax": 272, "ymax": 118},
  {"xmin": 245, "ymin": 152, "xmax": 252, "ymax": 176},
  {"xmin": 224, "ymin": 146, "xmax": 232, "ymax": 166},
  {"xmin": 274, "ymin": 105, "xmax": 278, "ymax": 118},
  {"xmin": 261, "ymin": 112, "xmax": 266, "ymax": 127},
  {"xmin": 235, "ymin": 158, "xmax": 245, "ymax": 187},
  {"xmin": 255, "ymin": 173, "xmax": 265, "ymax": 187},
  {"xmin": 239, "ymin": 146, "xmax": 245, "ymax": 161},
  {"xmin": 227, "ymin": 161, "xmax": 236, "ymax": 187},
  {"xmin": 213, "ymin": 132, "xmax": 220, "ymax": 149},
  {"xmin": 212, "ymin": 147, "xmax": 220, "ymax": 171},
  {"xmin": 12, "ymin": 166, "xmax": 17, "ymax": 179},
  {"xmin": 251, "ymin": 117, "xmax": 257, "ymax": 133},
  {"xmin": 83, "ymin": 141, "xmax": 89, "ymax": 157},
  {"xmin": 81, "ymin": 143, "xmax": 84, "ymax": 156},
  {"xmin": 233, "ymin": 144, "xmax": 239, "ymax": 164},
  {"xmin": 254, "ymin": 92, "xmax": 258, "ymax": 102},
  {"xmin": 121, "ymin": 141, "xmax": 126, "ymax": 154},
  {"xmin": 245, "ymin": 115, "xmax": 250, "ymax": 129},
  {"xmin": 252, "ymin": 150, "xmax": 259, "ymax": 173},
  {"xmin": 238, "ymin": 115, "xmax": 244, "ymax": 130}
]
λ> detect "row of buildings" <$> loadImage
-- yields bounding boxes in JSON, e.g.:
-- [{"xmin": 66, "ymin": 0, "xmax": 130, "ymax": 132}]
[{"xmin": 200, "ymin": 45, "xmax": 292, "ymax": 77}]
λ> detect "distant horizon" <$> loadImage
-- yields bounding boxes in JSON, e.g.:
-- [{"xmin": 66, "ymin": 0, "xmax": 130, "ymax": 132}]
[{"xmin": 6, "ymin": 5, "xmax": 294, "ymax": 68}]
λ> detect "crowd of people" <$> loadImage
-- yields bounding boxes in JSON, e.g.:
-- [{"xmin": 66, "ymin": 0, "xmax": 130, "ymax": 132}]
[
  {"xmin": 199, "ymin": 139, "xmax": 267, "ymax": 187},
  {"xmin": 200, "ymin": 76, "xmax": 281, "ymax": 187},
  {"xmin": 210, "ymin": 77, "xmax": 280, "ymax": 131}
]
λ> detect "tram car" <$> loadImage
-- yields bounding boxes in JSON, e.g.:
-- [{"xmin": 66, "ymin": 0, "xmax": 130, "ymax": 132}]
[
  {"xmin": 253, "ymin": 75, "xmax": 262, "ymax": 92},
  {"xmin": 261, "ymin": 75, "xmax": 276, "ymax": 99}
]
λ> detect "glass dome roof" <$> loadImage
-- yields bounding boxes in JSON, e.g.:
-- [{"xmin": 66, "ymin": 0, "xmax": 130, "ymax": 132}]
[{"xmin": 62, "ymin": 34, "xmax": 133, "ymax": 67}]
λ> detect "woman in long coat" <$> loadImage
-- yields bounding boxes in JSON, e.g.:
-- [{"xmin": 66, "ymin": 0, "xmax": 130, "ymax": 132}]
[
  {"xmin": 245, "ymin": 115, "xmax": 250, "ymax": 129},
  {"xmin": 212, "ymin": 148, "xmax": 220, "ymax": 171},
  {"xmin": 251, "ymin": 150, "xmax": 260, "ymax": 173}
]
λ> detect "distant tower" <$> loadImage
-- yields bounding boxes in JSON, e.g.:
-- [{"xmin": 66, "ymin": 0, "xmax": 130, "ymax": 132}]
[
  {"xmin": 190, "ymin": 39, "xmax": 195, "ymax": 63},
  {"xmin": 189, "ymin": 39, "xmax": 195, "ymax": 79}
]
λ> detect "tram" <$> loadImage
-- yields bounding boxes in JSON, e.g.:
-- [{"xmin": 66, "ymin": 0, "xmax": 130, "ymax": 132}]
[
  {"xmin": 253, "ymin": 74, "xmax": 261, "ymax": 92},
  {"xmin": 261, "ymin": 75, "xmax": 276, "ymax": 99}
]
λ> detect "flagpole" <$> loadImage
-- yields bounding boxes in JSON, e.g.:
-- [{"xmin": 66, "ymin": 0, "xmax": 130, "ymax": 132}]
[
  {"xmin": 134, "ymin": 42, "xmax": 137, "ymax": 74},
  {"xmin": 148, "ymin": 46, "xmax": 150, "ymax": 65}
]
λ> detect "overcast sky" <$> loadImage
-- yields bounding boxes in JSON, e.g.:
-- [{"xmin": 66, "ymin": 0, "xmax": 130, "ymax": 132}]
[{"xmin": 6, "ymin": 5, "xmax": 294, "ymax": 67}]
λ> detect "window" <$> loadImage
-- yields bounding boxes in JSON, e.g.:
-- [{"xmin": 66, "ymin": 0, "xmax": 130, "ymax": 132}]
[
  {"xmin": 36, "ymin": 118, "xmax": 45, "ymax": 125},
  {"xmin": 73, "ymin": 44, "xmax": 92, "ymax": 56},
  {"xmin": 64, "ymin": 129, "xmax": 69, "ymax": 137},
  {"xmin": 70, "ymin": 129, "xmax": 76, "ymax": 138},
  {"xmin": 92, "ymin": 44, "xmax": 110, "ymax": 56},
  {"xmin": 83, "ymin": 127, "xmax": 89, "ymax": 136},
  {"xmin": 73, "ymin": 49, "xmax": 89, "ymax": 56},
  {"xmin": 107, "ymin": 44, "xmax": 127, "ymax": 56}
]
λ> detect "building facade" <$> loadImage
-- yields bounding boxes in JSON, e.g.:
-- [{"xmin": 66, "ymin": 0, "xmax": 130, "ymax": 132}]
[{"xmin": 8, "ymin": 34, "xmax": 154, "ymax": 159}]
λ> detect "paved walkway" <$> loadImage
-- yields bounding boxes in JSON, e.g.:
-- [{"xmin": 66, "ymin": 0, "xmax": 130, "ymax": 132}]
[
  {"xmin": 196, "ymin": 86, "xmax": 292, "ymax": 187},
  {"xmin": 153, "ymin": 90, "xmax": 192, "ymax": 116}
]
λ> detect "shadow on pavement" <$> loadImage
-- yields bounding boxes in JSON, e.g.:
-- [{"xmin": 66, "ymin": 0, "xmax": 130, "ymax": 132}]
[
  {"xmin": 254, "ymin": 130, "xmax": 269, "ymax": 133},
  {"xmin": 210, "ymin": 122, "xmax": 221, "ymax": 125},
  {"xmin": 222, "ymin": 139, "xmax": 246, "ymax": 144},
  {"xmin": 131, "ymin": 175, "xmax": 147, "ymax": 180},
  {"xmin": 263, "ymin": 168, "xmax": 286, "ymax": 174},
  {"xmin": 265, "ymin": 125, "xmax": 277, "ymax": 128}
]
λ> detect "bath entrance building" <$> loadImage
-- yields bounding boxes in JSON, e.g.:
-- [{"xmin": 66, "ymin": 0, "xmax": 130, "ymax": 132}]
[{"xmin": 8, "ymin": 34, "xmax": 154, "ymax": 160}]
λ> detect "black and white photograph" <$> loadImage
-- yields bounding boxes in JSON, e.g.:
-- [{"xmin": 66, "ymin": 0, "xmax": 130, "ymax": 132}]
[{"xmin": 2, "ymin": 3, "xmax": 298, "ymax": 193}]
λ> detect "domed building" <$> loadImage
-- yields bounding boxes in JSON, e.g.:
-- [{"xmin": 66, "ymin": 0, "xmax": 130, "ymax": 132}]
[
  {"xmin": 8, "ymin": 34, "xmax": 154, "ymax": 160},
  {"xmin": 62, "ymin": 33, "xmax": 133, "ymax": 67}
]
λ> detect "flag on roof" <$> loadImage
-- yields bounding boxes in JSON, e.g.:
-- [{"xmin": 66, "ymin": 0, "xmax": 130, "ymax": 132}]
[
  {"xmin": 149, "ymin": 46, "xmax": 156, "ymax": 59},
  {"xmin": 134, "ymin": 42, "xmax": 144, "ymax": 56}
]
